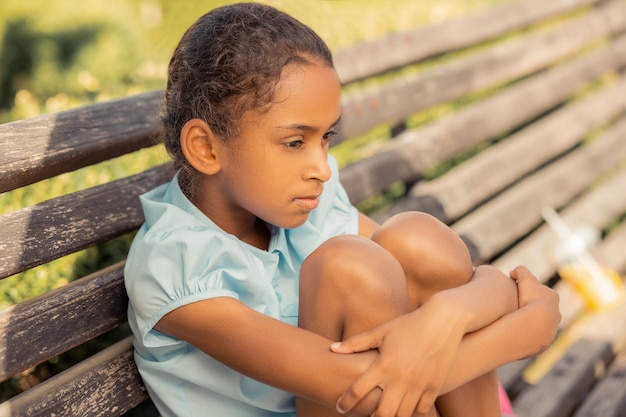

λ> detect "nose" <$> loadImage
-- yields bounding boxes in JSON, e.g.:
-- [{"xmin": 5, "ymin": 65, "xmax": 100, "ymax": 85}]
[{"xmin": 307, "ymin": 147, "xmax": 331, "ymax": 183}]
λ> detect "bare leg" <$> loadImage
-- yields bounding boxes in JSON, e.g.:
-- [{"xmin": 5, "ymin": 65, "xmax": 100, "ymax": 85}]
[
  {"xmin": 371, "ymin": 212, "xmax": 501, "ymax": 417},
  {"xmin": 296, "ymin": 235, "xmax": 439, "ymax": 417},
  {"xmin": 436, "ymin": 371, "xmax": 500, "ymax": 417}
]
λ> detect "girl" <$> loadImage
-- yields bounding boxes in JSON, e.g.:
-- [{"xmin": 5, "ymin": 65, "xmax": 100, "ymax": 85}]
[{"xmin": 124, "ymin": 3, "xmax": 560, "ymax": 417}]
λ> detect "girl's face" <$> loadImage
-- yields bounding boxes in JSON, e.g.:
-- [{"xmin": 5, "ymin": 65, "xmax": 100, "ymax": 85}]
[{"xmin": 214, "ymin": 61, "xmax": 342, "ymax": 231}]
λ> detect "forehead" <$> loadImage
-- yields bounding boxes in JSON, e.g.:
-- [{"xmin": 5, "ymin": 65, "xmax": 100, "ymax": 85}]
[{"xmin": 263, "ymin": 62, "xmax": 342, "ymax": 125}]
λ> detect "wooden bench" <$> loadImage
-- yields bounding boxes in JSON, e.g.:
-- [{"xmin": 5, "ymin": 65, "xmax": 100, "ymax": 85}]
[{"xmin": 2, "ymin": 0, "xmax": 626, "ymax": 415}]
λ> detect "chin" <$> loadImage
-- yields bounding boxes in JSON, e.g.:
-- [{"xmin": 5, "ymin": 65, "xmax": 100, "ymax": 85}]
[{"xmin": 271, "ymin": 214, "xmax": 310, "ymax": 230}]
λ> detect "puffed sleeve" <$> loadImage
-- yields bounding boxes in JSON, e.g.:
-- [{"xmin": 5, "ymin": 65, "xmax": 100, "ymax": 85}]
[{"xmin": 125, "ymin": 185, "xmax": 277, "ymax": 349}]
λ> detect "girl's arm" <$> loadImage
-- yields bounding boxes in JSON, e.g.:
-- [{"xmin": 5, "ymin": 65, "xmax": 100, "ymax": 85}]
[
  {"xmin": 333, "ymin": 266, "xmax": 559, "ymax": 415},
  {"xmin": 155, "ymin": 296, "xmax": 380, "ymax": 415},
  {"xmin": 322, "ymin": 212, "xmax": 559, "ymax": 416},
  {"xmin": 156, "ymin": 267, "xmax": 559, "ymax": 416}
]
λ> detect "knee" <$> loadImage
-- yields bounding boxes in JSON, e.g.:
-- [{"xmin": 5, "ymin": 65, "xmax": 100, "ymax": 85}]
[
  {"xmin": 372, "ymin": 212, "xmax": 474, "ymax": 292},
  {"xmin": 301, "ymin": 235, "xmax": 407, "ymax": 303}
]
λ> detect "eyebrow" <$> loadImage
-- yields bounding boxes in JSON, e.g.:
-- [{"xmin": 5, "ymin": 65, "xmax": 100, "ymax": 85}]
[{"xmin": 277, "ymin": 115, "xmax": 342, "ymax": 132}]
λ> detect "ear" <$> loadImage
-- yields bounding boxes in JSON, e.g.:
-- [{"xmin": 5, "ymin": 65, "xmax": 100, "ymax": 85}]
[{"xmin": 180, "ymin": 119, "xmax": 222, "ymax": 175}]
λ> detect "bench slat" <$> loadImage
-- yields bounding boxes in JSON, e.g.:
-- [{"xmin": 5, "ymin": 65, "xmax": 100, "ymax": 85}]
[
  {"xmin": 333, "ymin": 0, "xmax": 603, "ymax": 83},
  {"xmin": 340, "ymin": 35, "xmax": 626, "ymax": 204},
  {"xmin": 512, "ymin": 339, "xmax": 614, "ymax": 417},
  {"xmin": 338, "ymin": 0, "xmax": 626, "ymax": 141},
  {"xmin": 595, "ymin": 220, "xmax": 626, "ymax": 275},
  {"xmin": 0, "ymin": 91, "xmax": 162, "ymax": 194},
  {"xmin": 493, "ymin": 167, "xmax": 626, "ymax": 282},
  {"xmin": 0, "ymin": 262, "xmax": 126, "ymax": 382},
  {"xmin": 0, "ymin": 164, "xmax": 171, "ymax": 279},
  {"xmin": 454, "ymin": 117, "xmax": 626, "ymax": 263},
  {"xmin": 0, "ymin": 337, "xmax": 148, "ymax": 417},
  {"xmin": 573, "ymin": 349, "xmax": 626, "ymax": 417},
  {"xmin": 375, "ymin": 76, "xmax": 626, "ymax": 223}
]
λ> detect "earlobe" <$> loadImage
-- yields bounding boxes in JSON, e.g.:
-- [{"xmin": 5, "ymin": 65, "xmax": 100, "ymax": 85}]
[{"xmin": 180, "ymin": 119, "xmax": 222, "ymax": 175}]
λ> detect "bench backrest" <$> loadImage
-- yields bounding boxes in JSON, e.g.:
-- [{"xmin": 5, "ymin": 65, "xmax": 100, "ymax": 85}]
[{"xmin": 1, "ymin": 0, "xmax": 626, "ymax": 415}]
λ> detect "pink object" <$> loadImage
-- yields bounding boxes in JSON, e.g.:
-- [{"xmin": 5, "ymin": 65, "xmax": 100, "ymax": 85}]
[{"xmin": 499, "ymin": 382, "xmax": 517, "ymax": 417}]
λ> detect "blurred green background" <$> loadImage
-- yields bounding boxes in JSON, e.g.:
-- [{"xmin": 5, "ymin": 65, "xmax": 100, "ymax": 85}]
[
  {"xmin": 0, "ymin": 0, "xmax": 506, "ymax": 410},
  {"xmin": 0, "ymin": 0, "xmax": 507, "ymax": 123}
]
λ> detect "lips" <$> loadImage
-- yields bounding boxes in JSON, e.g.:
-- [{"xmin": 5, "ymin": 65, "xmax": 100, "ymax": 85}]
[{"xmin": 293, "ymin": 196, "xmax": 320, "ymax": 210}]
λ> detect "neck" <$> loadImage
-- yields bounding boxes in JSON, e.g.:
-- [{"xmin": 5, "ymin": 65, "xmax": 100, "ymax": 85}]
[{"xmin": 186, "ymin": 177, "xmax": 271, "ymax": 250}]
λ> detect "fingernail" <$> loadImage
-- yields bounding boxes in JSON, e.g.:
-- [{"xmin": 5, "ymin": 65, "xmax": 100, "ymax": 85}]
[
  {"xmin": 335, "ymin": 399, "xmax": 346, "ymax": 414},
  {"xmin": 330, "ymin": 342, "xmax": 341, "ymax": 350}
]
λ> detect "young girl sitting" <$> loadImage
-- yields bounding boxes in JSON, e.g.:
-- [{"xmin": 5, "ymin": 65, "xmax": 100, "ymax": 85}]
[{"xmin": 124, "ymin": 3, "xmax": 560, "ymax": 416}]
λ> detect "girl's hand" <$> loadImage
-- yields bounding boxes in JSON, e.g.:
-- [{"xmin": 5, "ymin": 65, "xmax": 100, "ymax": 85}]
[
  {"xmin": 510, "ymin": 266, "xmax": 560, "ymax": 355},
  {"xmin": 330, "ymin": 296, "xmax": 468, "ymax": 417}
]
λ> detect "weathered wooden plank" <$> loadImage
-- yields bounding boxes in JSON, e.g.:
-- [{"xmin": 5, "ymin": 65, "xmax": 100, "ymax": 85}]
[
  {"xmin": 577, "ymin": 299, "xmax": 626, "ymax": 351},
  {"xmin": 0, "ymin": 164, "xmax": 172, "ymax": 280},
  {"xmin": 0, "ymin": 90, "xmax": 162, "ymax": 193},
  {"xmin": 453, "ymin": 117, "xmax": 626, "ymax": 264},
  {"xmin": 333, "ymin": 0, "xmax": 604, "ymax": 83},
  {"xmin": 573, "ymin": 349, "xmax": 626, "ymax": 417},
  {"xmin": 337, "ymin": 0, "xmax": 626, "ymax": 142},
  {"xmin": 513, "ymin": 339, "xmax": 613, "ymax": 417},
  {"xmin": 339, "ymin": 35, "xmax": 626, "ymax": 204},
  {"xmin": 492, "ymin": 166, "xmax": 626, "ymax": 282},
  {"xmin": 373, "ymin": 76, "xmax": 626, "ymax": 223},
  {"xmin": 595, "ymin": 219, "xmax": 626, "ymax": 275},
  {"xmin": 521, "ymin": 281, "xmax": 626, "ymax": 415},
  {"xmin": 0, "ymin": 337, "xmax": 148, "ymax": 417},
  {"xmin": 0, "ymin": 262, "xmax": 127, "ymax": 382}
]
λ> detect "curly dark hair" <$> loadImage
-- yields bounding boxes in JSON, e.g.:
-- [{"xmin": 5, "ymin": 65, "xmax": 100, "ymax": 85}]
[{"xmin": 161, "ymin": 2, "xmax": 334, "ymax": 192}]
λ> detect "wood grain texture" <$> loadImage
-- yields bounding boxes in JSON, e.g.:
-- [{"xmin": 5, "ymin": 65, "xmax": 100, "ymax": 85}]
[
  {"xmin": 493, "ymin": 168, "xmax": 626, "ymax": 282},
  {"xmin": 452, "ymin": 117, "xmax": 626, "ymax": 264},
  {"xmin": 513, "ymin": 339, "xmax": 614, "ymax": 417},
  {"xmin": 337, "ymin": 0, "xmax": 626, "ymax": 142},
  {"xmin": 333, "ymin": 0, "xmax": 604, "ymax": 83},
  {"xmin": 374, "ymin": 76, "xmax": 626, "ymax": 223},
  {"xmin": 0, "ymin": 338, "xmax": 148, "ymax": 417},
  {"xmin": 0, "ymin": 164, "xmax": 172, "ymax": 279},
  {"xmin": 340, "ymin": 35, "xmax": 626, "ymax": 204},
  {"xmin": 573, "ymin": 350, "xmax": 626, "ymax": 417},
  {"xmin": 0, "ymin": 262, "xmax": 127, "ymax": 382},
  {"xmin": 0, "ymin": 91, "xmax": 162, "ymax": 193}
]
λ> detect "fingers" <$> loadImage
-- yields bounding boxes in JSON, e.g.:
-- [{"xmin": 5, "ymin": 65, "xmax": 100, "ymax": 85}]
[
  {"xmin": 510, "ymin": 265, "xmax": 535, "ymax": 282},
  {"xmin": 391, "ymin": 385, "xmax": 437, "ymax": 417},
  {"xmin": 335, "ymin": 367, "xmax": 382, "ymax": 414},
  {"xmin": 371, "ymin": 384, "xmax": 405, "ymax": 417},
  {"xmin": 330, "ymin": 327, "xmax": 385, "ymax": 354},
  {"xmin": 335, "ymin": 360, "xmax": 439, "ymax": 417},
  {"xmin": 337, "ymin": 379, "xmax": 437, "ymax": 417}
]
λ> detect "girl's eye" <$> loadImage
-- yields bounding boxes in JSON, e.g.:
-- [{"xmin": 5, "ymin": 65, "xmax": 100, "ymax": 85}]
[
  {"xmin": 323, "ymin": 130, "xmax": 337, "ymax": 141},
  {"xmin": 284, "ymin": 139, "xmax": 304, "ymax": 150}
]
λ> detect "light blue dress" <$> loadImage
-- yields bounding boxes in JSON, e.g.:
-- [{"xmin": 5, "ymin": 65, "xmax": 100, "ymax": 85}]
[{"xmin": 124, "ymin": 155, "xmax": 359, "ymax": 417}]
